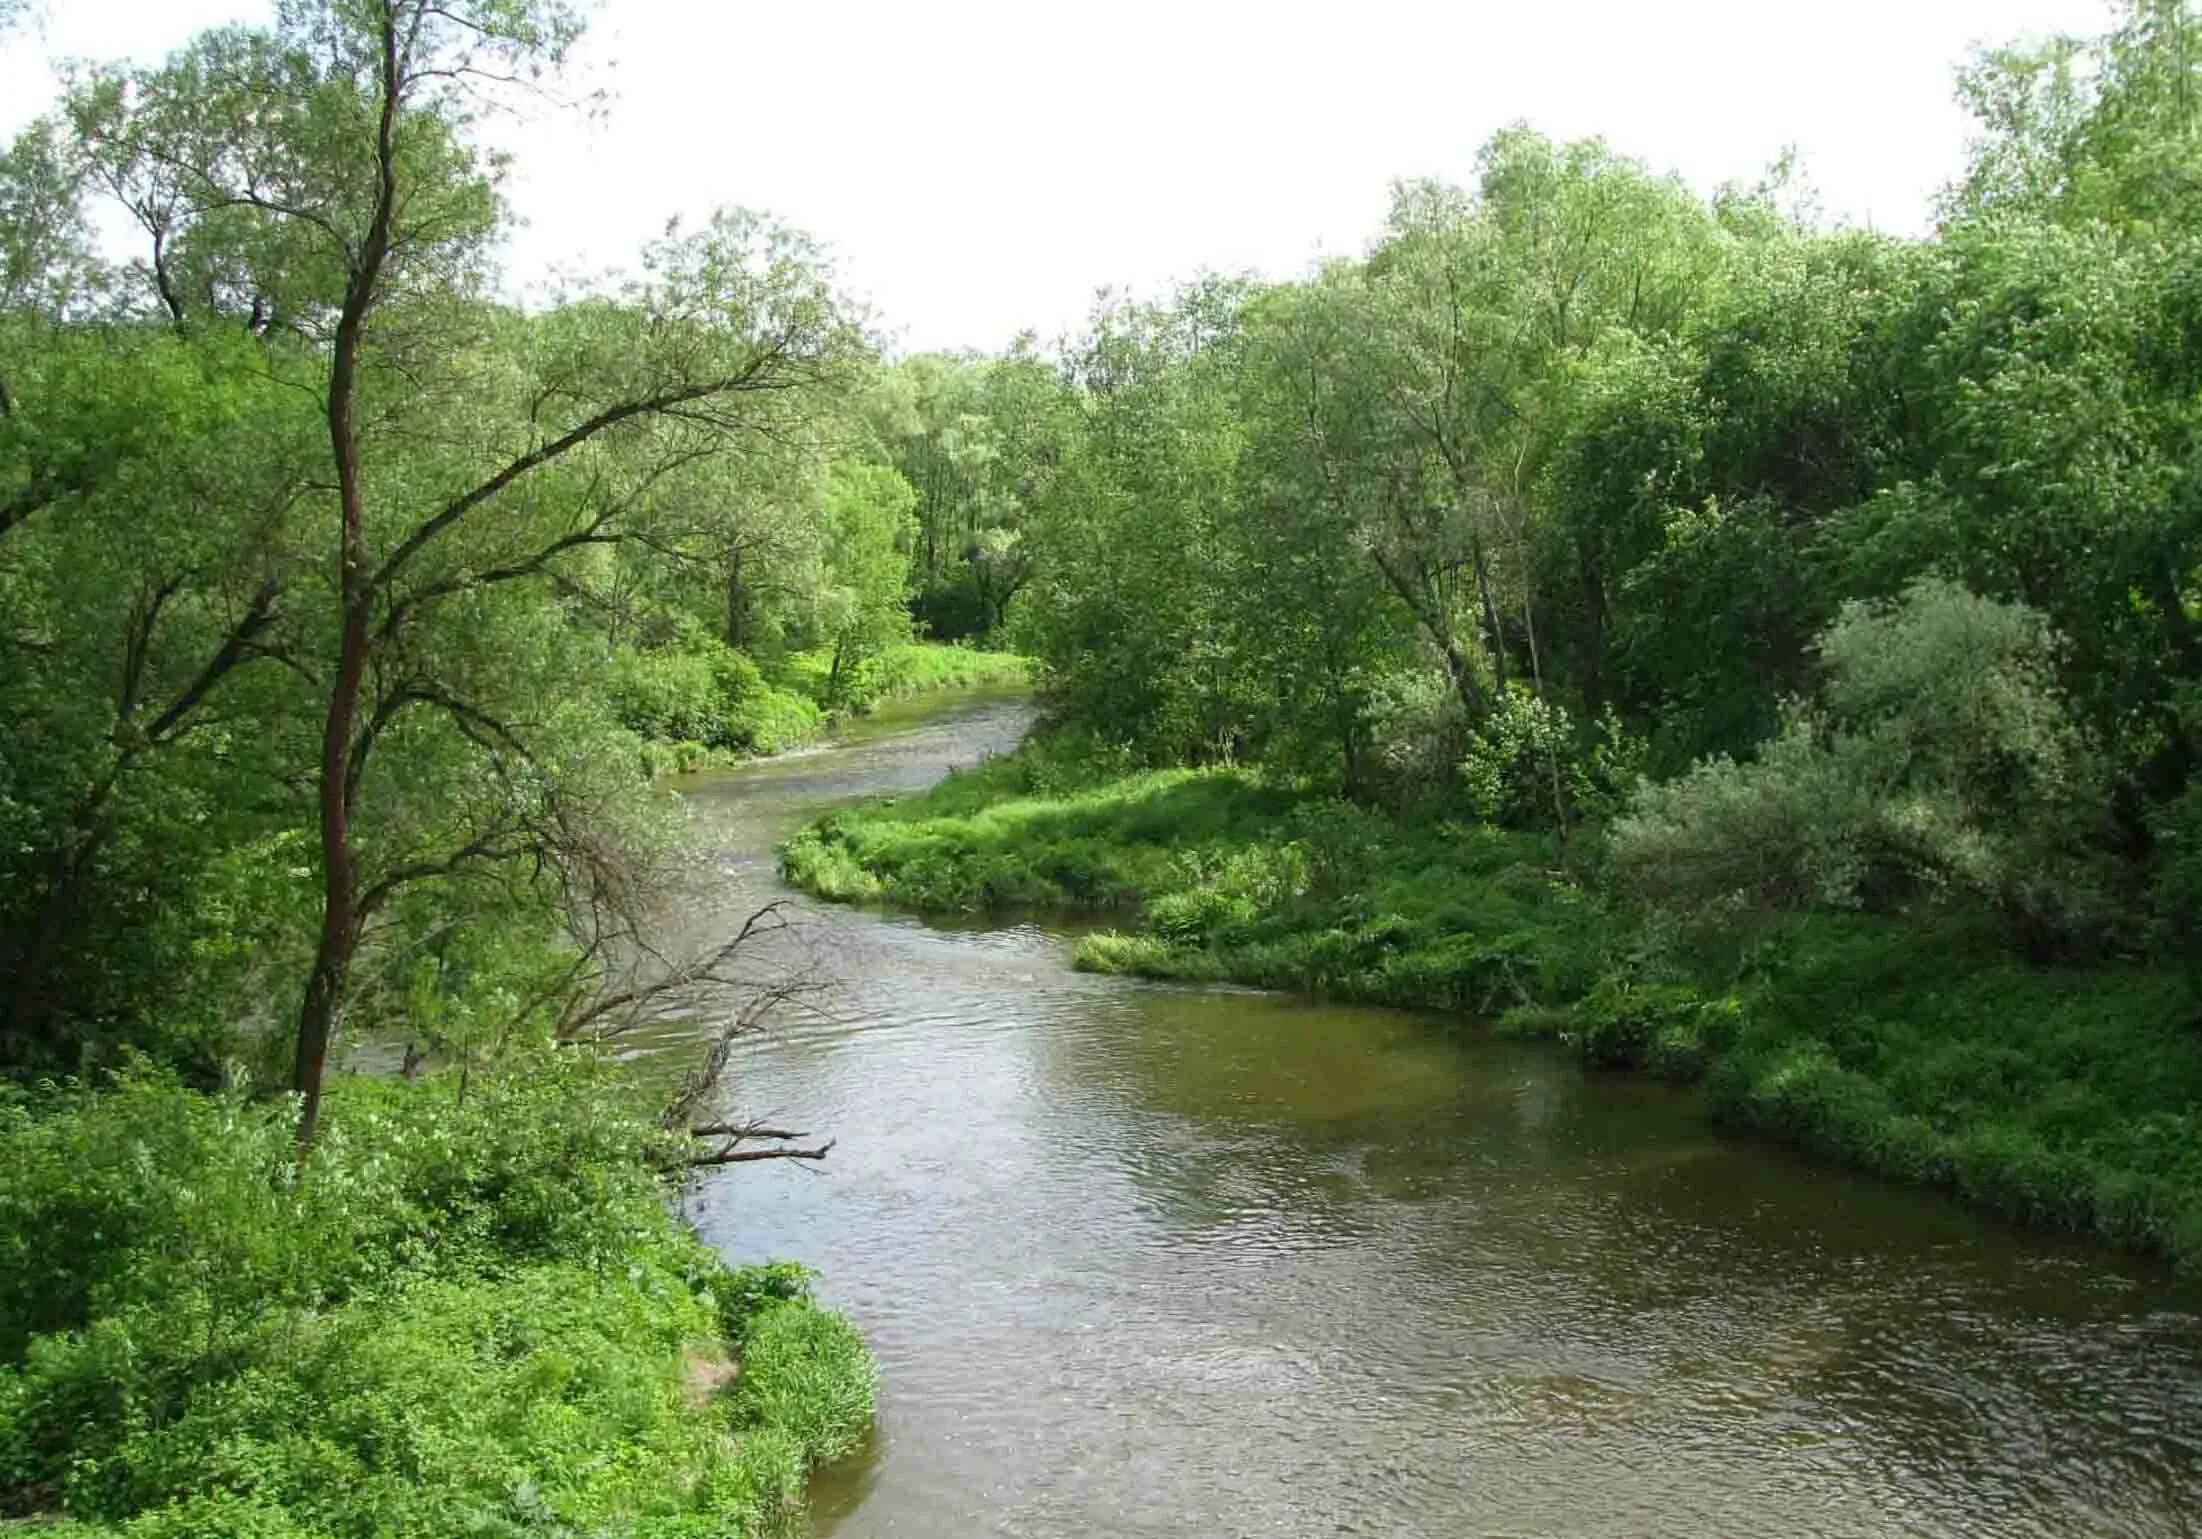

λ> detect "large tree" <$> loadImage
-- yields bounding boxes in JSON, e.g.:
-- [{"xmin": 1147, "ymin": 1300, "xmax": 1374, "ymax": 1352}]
[{"xmin": 47, "ymin": 1, "xmax": 864, "ymax": 1140}]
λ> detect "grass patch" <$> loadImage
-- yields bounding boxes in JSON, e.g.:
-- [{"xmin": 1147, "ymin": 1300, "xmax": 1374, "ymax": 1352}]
[
  {"xmin": 622, "ymin": 642, "xmax": 1029, "ymax": 776},
  {"xmin": 0, "ymin": 1059, "xmax": 875, "ymax": 1537},
  {"xmin": 786, "ymin": 737, "xmax": 2202, "ymax": 1266},
  {"xmin": 777, "ymin": 643, "xmax": 1030, "ymax": 716}
]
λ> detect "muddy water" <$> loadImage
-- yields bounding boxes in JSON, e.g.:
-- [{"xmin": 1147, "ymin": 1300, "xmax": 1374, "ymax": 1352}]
[{"xmin": 677, "ymin": 688, "xmax": 2202, "ymax": 1539}]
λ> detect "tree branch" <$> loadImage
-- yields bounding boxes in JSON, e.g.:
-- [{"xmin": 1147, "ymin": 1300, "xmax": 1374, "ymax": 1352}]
[
  {"xmin": 144, "ymin": 576, "xmax": 283, "ymax": 743},
  {"xmin": 687, "ymin": 1139, "xmax": 834, "ymax": 1166},
  {"xmin": 369, "ymin": 350, "xmax": 795, "ymax": 593},
  {"xmin": 688, "ymin": 1121, "xmax": 806, "ymax": 1141}
]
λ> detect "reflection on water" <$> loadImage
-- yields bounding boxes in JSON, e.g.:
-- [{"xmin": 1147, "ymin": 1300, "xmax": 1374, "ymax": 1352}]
[{"xmin": 674, "ymin": 688, "xmax": 2202, "ymax": 1539}]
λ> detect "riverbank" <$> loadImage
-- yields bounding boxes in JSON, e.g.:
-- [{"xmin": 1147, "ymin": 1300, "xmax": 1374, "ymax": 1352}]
[
  {"xmin": 0, "ymin": 1057, "xmax": 875, "ymax": 1537},
  {"xmin": 627, "ymin": 642, "xmax": 1031, "ymax": 775},
  {"xmin": 783, "ymin": 745, "xmax": 2202, "ymax": 1268}
]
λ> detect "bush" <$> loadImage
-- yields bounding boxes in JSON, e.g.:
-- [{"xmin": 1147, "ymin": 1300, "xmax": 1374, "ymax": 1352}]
[
  {"xmin": 1607, "ymin": 717, "xmax": 1879, "ymax": 912},
  {"xmin": 0, "ymin": 1065, "xmax": 874, "ymax": 1536},
  {"xmin": 610, "ymin": 647, "xmax": 730, "ymax": 746},
  {"xmin": 1359, "ymin": 664, "xmax": 1468, "ymax": 803},
  {"xmin": 1610, "ymin": 579, "xmax": 2112, "ymax": 943},
  {"xmin": 609, "ymin": 640, "xmax": 824, "ymax": 759},
  {"xmin": 724, "ymin": 680, "xmax": 823, "ymax": 756},
  {"xmin": 1458, "ymin": 691, "xmax": 1645, "ymax": 830}
]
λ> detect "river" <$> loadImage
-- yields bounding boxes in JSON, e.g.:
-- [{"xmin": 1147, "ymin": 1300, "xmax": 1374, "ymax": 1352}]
[{"xmin": 674, "ymin": 687, "xmax": 2202, "ymax": 1539}]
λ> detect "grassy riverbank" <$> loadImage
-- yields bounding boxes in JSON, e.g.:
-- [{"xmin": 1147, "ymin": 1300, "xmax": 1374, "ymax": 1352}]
[
  {"xmin": 625, "ymin": 642, "xmax": 1031, "ymax": 775},
  {"xmin": 784, "ymin": 745, "xmax": 2202, "ymax": 1267},
  {"xmin": 0, "ymin": 1057, "xmax": 874, "ymax": 1538}
]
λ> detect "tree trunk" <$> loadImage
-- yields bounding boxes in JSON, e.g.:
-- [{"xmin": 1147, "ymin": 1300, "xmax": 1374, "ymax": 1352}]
[
  {"xmin": 1472, "ymin": 534, "xmax": 1508, "ymax": 697},
  {"xmin": 294, "ymin": 12, "xmax": 402, "ymax": 1151},
  {"xmin": 1521, "ymin": 585, "xmax": 1569, "ymax": 845},
  {"xmin": 4, "ymin": 809, "xmax": 114, "ymax": 1050},
  {"xmin": 1577, "ymin": 537, "xmax": 1608, "ymax": 713},
  {"xmin": 724, "ymin": 545, "xmax": 748, "ymax": 648},
  {"xmin": 1368, "ymin": 544, "xmax": 1487, "ymax": 720}
]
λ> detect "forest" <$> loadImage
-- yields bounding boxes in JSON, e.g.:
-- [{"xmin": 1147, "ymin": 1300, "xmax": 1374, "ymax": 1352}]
[{"xmin": 4, "ymin": 0, "xmax": 2202, "ymax": 1534}]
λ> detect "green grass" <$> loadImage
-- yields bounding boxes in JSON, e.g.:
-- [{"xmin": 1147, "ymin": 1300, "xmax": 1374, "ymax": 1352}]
[
  {"xmin": 777, "ymin": 642, "xmax": 1030, "ymax": 713},
  {"xmin": 785, "ymin": 740, "xmax": 2202, "ymax": 1267},
  {"xmin": 633, "ymin": 643, "xmax": 1032, "ymax": 776},
  {"xmin": 0, "ymin": 1061, "xmax": 876, "ymax": 1537}
]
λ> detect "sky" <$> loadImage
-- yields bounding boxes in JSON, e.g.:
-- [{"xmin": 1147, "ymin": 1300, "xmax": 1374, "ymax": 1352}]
[{"xmin": 1, "ymin": 0, "xmax": 2118, "ymax": 352}]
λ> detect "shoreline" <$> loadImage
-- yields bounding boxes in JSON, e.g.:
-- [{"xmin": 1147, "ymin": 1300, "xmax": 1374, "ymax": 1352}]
[
  {"xmin": 781, "ymin": 752, "xmax": 2202, "ymax": 1270},
  {"xmin": 633, "ymin": 643, "xmax": 1031, "ymax": 778}
]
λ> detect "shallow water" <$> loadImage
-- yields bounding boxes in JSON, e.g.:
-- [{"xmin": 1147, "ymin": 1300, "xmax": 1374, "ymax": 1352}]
[{"xmin": 678, "ymin": 688, "xmax": 2202, "ymax": 1539}]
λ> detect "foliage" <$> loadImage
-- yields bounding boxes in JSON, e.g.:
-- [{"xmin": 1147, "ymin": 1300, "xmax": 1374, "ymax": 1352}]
[
  {"xmin": 0, "ymin": 1063, "xmax": 874, "ymax": 1536},
  {"xmin": 608, "ymin": 637, "xmax": 825, "ymax": 759},
  {"xmin": 1457, "ymin": 690, "xmax": 1645, "ymax": 830},
  {"xmin": 869, "ymin": 348, "xmax": 1071, "ymax": 641},
  {"xmin": 1610, "ymin": 580, "xmax": 2114, "ymax": 948}
]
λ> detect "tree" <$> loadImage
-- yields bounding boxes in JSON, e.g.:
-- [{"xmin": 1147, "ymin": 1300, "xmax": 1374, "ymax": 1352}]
[
  {"xmin": 813, "ymin": 461, "xmax": 916, "ymax": 703},
  {"xmin": 1014, "ymin": 282, "xmax": 1253, "ymax": 761},
  {"xmin": 63, "ymin": 1, "xmax": 864, "ymax": 1142},
  {"xmin": 1612, "ymin": 580, "xmax": 2109, "ymax": 951}
]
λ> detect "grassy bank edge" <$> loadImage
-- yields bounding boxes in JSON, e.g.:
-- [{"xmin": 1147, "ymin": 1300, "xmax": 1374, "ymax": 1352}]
[
  {"xmin": 782, "ymin": 751, "xmax": 2202, "ymax": 1269},
  {"xmin": 635, "ymin": 643, "xmax": 1031, "ymax": 777},
  {"xmin": 0, "ymin": 1065, "xmax": 876, "ymax": 1537}
]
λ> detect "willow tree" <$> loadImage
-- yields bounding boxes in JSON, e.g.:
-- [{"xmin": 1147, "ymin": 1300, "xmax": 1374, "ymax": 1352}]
[
  {"xmin": 1328, "ymin": 132, "xmax": 1725, "ymax": 724},
  {"xmin": 71, "ymin": 0, "xmax": 863, "ymax": 1142}
]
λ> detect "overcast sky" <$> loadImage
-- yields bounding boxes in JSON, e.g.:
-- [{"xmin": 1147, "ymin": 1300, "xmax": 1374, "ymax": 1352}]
[{"xmin": 2, "ymin": 0, "xmax": 2116, "ymax": 352}]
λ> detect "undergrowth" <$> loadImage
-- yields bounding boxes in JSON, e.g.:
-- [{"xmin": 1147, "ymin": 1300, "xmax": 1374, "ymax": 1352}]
[
  {"xmin": 625, "ymin": 642, "xmax": 1029, "ymax": 775},
  {"xmin": 0, "ymin": 1056, "xmax": 875, "ymax": 1537}
]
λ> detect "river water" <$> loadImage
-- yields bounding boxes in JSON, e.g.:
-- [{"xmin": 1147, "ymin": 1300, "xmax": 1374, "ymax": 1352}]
[{"xmin": 676, "ymin": 688, "xmax": 2202, "ymax": 1539}]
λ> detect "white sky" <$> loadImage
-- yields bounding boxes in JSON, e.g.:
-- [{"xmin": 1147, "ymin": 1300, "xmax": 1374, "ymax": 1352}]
[{"xmin": 3, "ymin": 0, "xmax": 2116, "ymax": 352}]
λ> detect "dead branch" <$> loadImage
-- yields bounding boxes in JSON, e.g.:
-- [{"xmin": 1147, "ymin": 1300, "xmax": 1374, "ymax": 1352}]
[
  {"xmin": 687, "ymin": 1139, "xmax": 835, "ymax": 1167},
  {"xmin": 556, "ymin": 900, "xmax": 797, "ymax": 1042},
  {"xmin": 688, "ymin": 1121, "xmax": 805, "ymax": 1141},
  {"xmin": 661, "ymin": 955, "xmax": 832, "ymax": 1129}
]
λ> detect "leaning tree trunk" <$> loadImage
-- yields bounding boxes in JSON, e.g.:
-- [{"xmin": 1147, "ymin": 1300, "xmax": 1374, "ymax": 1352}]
[{"xmin": 1471, "ymin": 533, "xmax": 1508, "ymax": 698}]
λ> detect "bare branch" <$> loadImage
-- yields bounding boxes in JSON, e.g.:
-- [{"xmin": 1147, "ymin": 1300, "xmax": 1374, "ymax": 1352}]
[
  {"xmin": 687, "ymin": 1139, "xmax": 834, "ymax": 1167},
  {"xmin": 688, "ymin": 1121, "xmax": 805, "ymax": 1141},
  {"xmin": 558, "ymin": 900, "xmax": 798, "ymax": 1041}
]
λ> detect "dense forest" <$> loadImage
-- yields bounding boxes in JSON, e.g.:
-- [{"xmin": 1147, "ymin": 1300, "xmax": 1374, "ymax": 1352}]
[
  {"xmin": 7, "ymin": 0, "xmax": 2202, "ymax": 1533},
  {"xmin": 792, "ymin": 3, "xmax": 2202, "ymax": 1264}
]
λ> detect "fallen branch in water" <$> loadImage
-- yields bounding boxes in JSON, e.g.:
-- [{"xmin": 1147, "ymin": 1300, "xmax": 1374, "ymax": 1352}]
[
  {"xmin": 688, "ymin": 1138, "xmax": 836, "ymax": 1166},
  {"xmin": 688, "ymin": 1121, "xmax": 804, "ymax": 1141},
  {"xmin": 681, "ymin": 1117, "xmax": 834, "ymax": 1169}
]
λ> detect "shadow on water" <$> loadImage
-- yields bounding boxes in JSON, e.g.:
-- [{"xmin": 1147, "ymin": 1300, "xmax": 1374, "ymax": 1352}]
[{"xmin": 669, "ymin": 685, "xmax": 2202, "ymax": 1539}]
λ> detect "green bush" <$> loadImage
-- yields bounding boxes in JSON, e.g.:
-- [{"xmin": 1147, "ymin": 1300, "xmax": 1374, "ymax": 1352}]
[
  {"xmin": 1458, "ymin": 690, "xmax": 1645, "ymax": 830},
  {"xmin": 610, "ymin": 647, "xmax": 731, "ymax": 747},
  {"xmin": 0, "ymin": 1065, "xmax": 874, "ymax": 1536},
  {"xmin": 1610, "ymin": 579, "xmax": 2113, "ymax": 944},
  {"xmin": 609, "ymin": 640, "xmax": 825, "ymax": 759},
  {"xmin": 724, "ymin": 681, "xmax": 824, "ymax": 756}
]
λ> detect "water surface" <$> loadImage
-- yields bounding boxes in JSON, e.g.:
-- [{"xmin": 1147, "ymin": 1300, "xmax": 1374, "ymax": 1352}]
[{"xmin": 680, "ymin": 689, "xmax": 2202, "ymax": 1539}]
